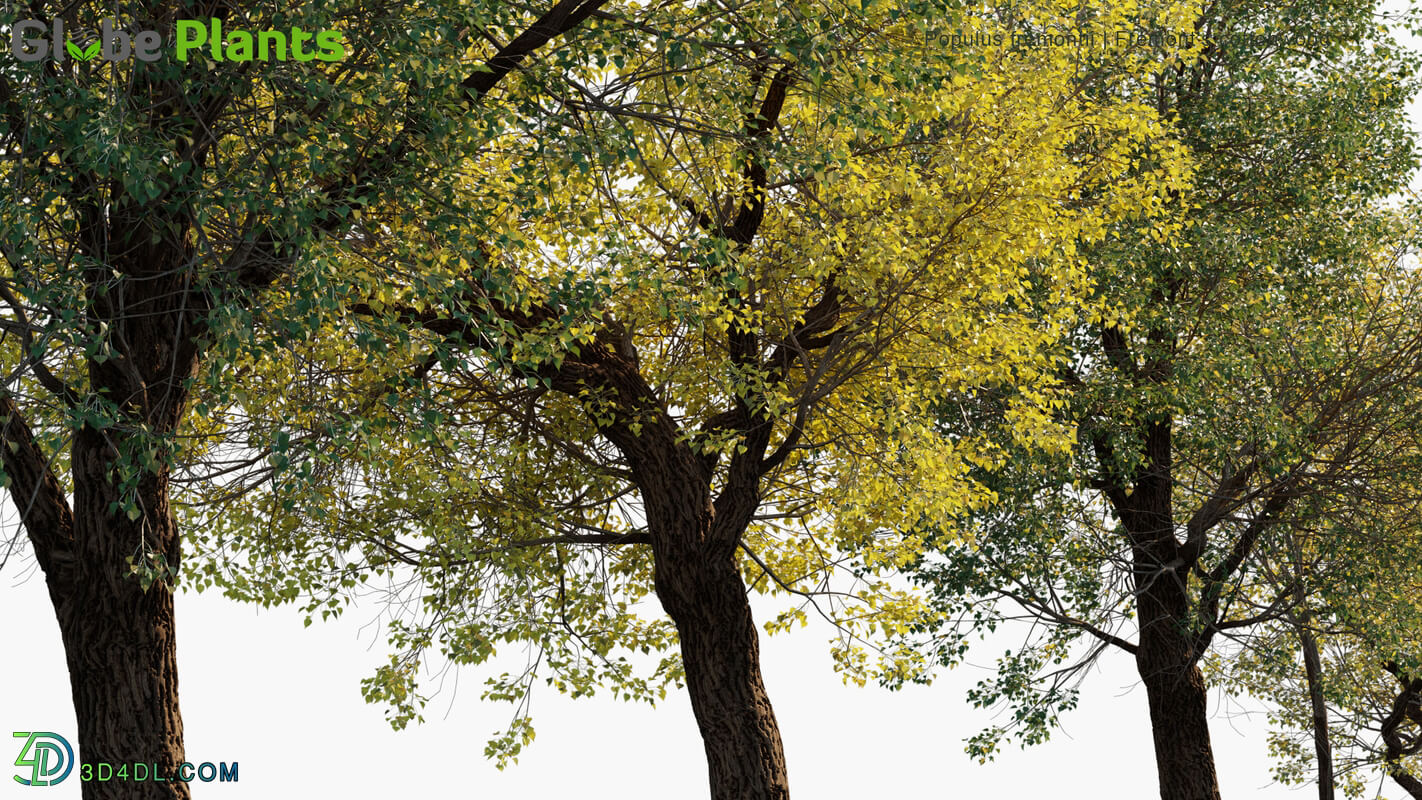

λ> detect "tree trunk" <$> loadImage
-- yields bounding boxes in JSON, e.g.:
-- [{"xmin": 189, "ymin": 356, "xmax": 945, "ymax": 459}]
[
  {"xmin": 16, "ymin": 230, "xmax": 202, "ymax": 798},
  {"xmin": 625, "ymin": 432, "xmax": 790, "ymax": 800},
  {"xmin": 51, "ymin": 428, "xmax": 190, "ymax": 800},
  {"xmin": 1296, "ymin": 617, "xmax": 1334, "ymax": 800},
  {"xmin": 1133, "ymin": 539, "xmax": 1222, "ymax": 800},
  {"xmin": 1391, "ymin": 771, "xmax": 1422, "ymax": 799},
  {"xmin": 1136, "ymin": 642, "xmax": 1221, "ymax": 800},
  {"xmin": 649, "ymin": 502, "xmax": 790, "ymax": 800},
  {"xmin": 1112, "ymin": 411, "xmax": 1221, "ymax": 800},
  {"xmin": 582, "ymin": 312, "xmax": 792, "ymax": 798},
  {"xmin": 661, "ymin": 545, "xmax": 789, "ymax": 800},
  {"xmin": 1382, "ymin": 665, "xmax": 1422, "ymax": 800}
]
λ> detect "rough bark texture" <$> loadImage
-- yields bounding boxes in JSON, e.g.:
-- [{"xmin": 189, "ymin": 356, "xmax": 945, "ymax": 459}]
[
  {"xmin": 1096, "ymin": 410, "xmax": 1223, "ymax": 800},
  {"xmin": 1393, "ymin": 771, "xmax": 1422, "ymax": 800},
  {"xmin": 59, "ymin": 430, "xmax": 190, "ymax": 800},
  {"xmin": 64, "ymin": 199, "xmax": 201, "ymax": 796},
  {"xmin": 1382, "ymin": 665, "xmax": 1422, "ymax": 800},
  {"xmin": 3, "ymin": 394, "xmax": 194, "ymax": 800},
  {"xmin": 1132, "ymin": 551, "xmax": 1222, "ymax": 800},
  {"xmin": 655, "ymin": 528, "xmax": 790, "ymax": 800},
  {"xmin": 592, "ymin": 361, "xmax": 791, "ymax": 800},
  {"xmin": 3, "ymin": 371, "xmax": 194, "ymax": 800},
  {"xmin": 2, "ymin": 191, "xmax": 202, "ymax": 797}
]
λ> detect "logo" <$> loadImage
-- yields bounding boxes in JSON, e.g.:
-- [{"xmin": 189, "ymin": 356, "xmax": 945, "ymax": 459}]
[
  {"xmin": 9, "ymin": 18, "xmax": 346, "ymax": 63},
  {"xmin": 12, "ymin": 733, "xmax": 74, "ymax": 787},
  {"xmin": 11, "ymin": 731, "xmax": 237, "ymax": 786}
]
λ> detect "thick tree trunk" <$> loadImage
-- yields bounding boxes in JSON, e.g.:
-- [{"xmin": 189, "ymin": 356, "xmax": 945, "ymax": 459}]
[
  {"xmin": 579, "ymin": 302, "xmax": 792, "ymax": 798},
  {"xmin": 1135, "ymin": 640, "xmax": 1221, "ymax": 800},
  {"xmin": 1132, "ymin": 535, "xmax": 1221, "ymax": 800},
  {"xmin": 1392, "ymin": 771, "xmax": 1422, "ymax": 799},
  {"xmin": 30, "ymin": 235, "xmax": 200, "ymax": 798},
  {"xmin": 1382, "ymin": 665, "xmax": 1422, "ymax": 800},
  {"xmin": 51, "ymin": 428, "xmax": 190, "ymax": 800},
  {"xmin": 648, "ymin": 498, "xmax": 790, "ymax": 800},
  {"xmin": 661, "ymin": 546, "xmax": 789, "ymax": 800},
  {"xmin": 1112, "ymin": 412, "xmax": 1221, "ymax": 800},
  {"xmin": 622, "ymin": 429, "xmax": 789, "ymax": 800}
]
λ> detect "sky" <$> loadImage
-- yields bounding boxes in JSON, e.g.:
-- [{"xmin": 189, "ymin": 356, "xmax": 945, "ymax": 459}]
[{"xmin": 4, "ymin": 3, "xmax": 1422, "ymax": 799}]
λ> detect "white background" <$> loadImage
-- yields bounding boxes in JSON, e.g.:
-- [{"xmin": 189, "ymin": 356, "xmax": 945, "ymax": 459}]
[{"xmin": 4, "ymin": 572, "xmax": 1391, "ymax": 799}]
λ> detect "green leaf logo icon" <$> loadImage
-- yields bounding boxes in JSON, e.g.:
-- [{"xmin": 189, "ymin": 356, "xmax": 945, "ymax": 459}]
[{"xmin": 65, "ymin": 40, "xmax": 102, "ymax": 61}]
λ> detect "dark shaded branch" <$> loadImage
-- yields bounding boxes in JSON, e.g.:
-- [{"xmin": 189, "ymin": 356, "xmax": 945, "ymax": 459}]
[
  {"xmin": 1206, "ymin": 484, "xmax": 1295, "ymax": 585},
  {"xmin": 0, "ymin": 283, "xmax": 79, "ymax": 406},
  {"xmin": 1101, "ymin": 325, "xmax": 1140, "ymax": 379},
  {"xmin": 0, "ymin": 74, "xmax": 29, "ymax": 155},
  {"xmin": 1086, "ymin": 427, "xmax": 1133, "ymax": 517},
  {"xmin": 726, "ymin": 67, "xmax": 792, "ymax": 246},
  {"xmin": 461, "ymin": 0, "xmax": 612, "ymax": 100},
  {"xmin": 0, "ymin": 392, "xmax": 74, "ymax": 582},
  {"xmin": 1381, "ymin": 661, "xmax": 1422, "ymax": 798},
  {"xmin": 995, "ymin": 586, "xmax": 1139, "ymax": 655},
  {"xmin": 1296, "ymin": 613, "xmax": 1334, "ymax": 800},
  {"xmin": 758, "ymin": 277, "xmax": 843, "ymax": 474},
  {"xmin": 1178, "ymin": 442, "xmax": 1260, "ymax": 565}
]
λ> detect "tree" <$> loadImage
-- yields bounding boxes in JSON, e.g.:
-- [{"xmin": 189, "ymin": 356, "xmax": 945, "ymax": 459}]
[
  {"xmin": 0, "ymin": 1, "xmax": 678, "ymax": 796},
  {"xmin": 1212, "ymin": 444, "xmax": 1422, "ymax": 799},
  {"xmin": 176, "ymin": 1, "xmax": 1196, "ymax": 797},
  {"xmin": 893, "ymin": 1, "xmax": 1422, "ymax": 798}
]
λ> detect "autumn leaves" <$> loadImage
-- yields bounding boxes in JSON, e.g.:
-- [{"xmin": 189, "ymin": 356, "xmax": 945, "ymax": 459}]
[{"xmin": 2, "ymin": 1, "xmax": 1420, "ymax": 798}]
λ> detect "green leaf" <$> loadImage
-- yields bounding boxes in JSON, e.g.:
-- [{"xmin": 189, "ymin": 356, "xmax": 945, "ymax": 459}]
[{"xmin": 66, "ymin": 40, "xmax": 101, "ymax": 61}]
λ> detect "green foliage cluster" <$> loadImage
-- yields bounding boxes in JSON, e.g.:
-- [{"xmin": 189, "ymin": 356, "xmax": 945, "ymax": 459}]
[{"xmin": 2, "ymin": 0, "xmax": 1422, "ymax": 795}]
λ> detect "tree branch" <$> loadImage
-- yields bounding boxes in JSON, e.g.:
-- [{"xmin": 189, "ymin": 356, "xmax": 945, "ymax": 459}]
[
  {"xmin": 461, "ymin": 0, "xmax": 613, "ymax": 101},
  {"xmin": 0, "ymin": 392, "xmax": 74, "ymax": 582}
]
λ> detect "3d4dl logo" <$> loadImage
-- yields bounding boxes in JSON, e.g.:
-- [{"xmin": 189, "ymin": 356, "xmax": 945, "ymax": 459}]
[
  {"xmin": 10, "ymin": 18, "xmax": 346, "ymax": 63},
  {"xmin": 12, "ymin": 732, "xmax": 73, "ymax": 786}
]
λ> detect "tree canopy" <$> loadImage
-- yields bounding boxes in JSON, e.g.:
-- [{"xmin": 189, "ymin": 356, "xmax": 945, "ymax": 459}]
[
  {"xmin": 892, "ymin": 0, "xmax": 1422, "ymax": 797},
  {"xmin": 174, "ymin": 0, "xmax": 1196, "ymax": 781}
]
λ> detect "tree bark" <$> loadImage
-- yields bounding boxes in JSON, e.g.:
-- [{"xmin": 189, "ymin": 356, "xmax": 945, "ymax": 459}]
[
  {"xmin": 1392, "ymin": 771, "xmax": 1422, "ymax": 799},
  {"xmin": 657, "ymin": 537, "xmax": 790, "ymax": 800},
  {"xmin": 57, "ymin": 428, "xmax": 190, "ymax": 799},
  {"xmin": 4, "ymin": 207, "xmax": 201, "ymax": 796},
  {"xmin": 594, "ymin": 371, "xmax": 791, "ymax": 800},
  {"xmin": 639, "ymin": 458, "xmax": 790, "ymax": 799},
  {"xmin": 1117, "ymin": 425, "xmax": 1223, "ymax": 800},
  {"xmin": 1134, "ymin": 584, "xmax": 1223, "ymax": 800},
  {"xmin": 1295, "ymin": 617, "xmax": 1334, "ymax": 800},
  {"xmin": 3, "ymin": 4, "xmax": 612, "ymax": 795},
  {"xmin": 1382, "ymin": 664, "xmax": 1422, "ymax": 799},
  {"xmin": 2, "ymin": 405, "xmax": 191, "ymax": 800}
]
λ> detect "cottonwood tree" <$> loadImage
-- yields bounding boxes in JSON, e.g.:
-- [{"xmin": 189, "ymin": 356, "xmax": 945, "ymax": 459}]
[
  {"xmin": 176, "ymin": 1, "xmax": 1197, "ymax": 797},
  {"xmin": 1227, "ymin": 605, "xmax": 1422, "ymax": 799},
  {"xmin": 892, "ymin": 1, "xmax": 1422, "ymax": 799},
  {"xmin": 1213, "ymin": 448, "xmax": 1422, "ymax": 799},
  {"xmin": 0, "ymin": 0, "xmax": 703, "ymax": 796}
]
